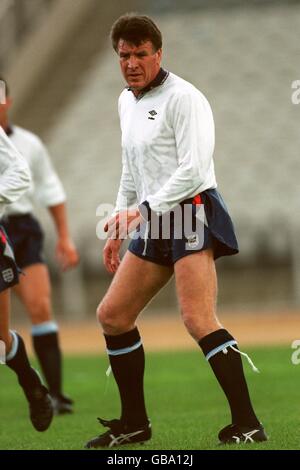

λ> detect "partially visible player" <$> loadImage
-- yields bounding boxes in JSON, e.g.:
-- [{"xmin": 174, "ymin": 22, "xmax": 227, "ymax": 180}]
[
  {"xmin": 0, "ymin": 77, "xmax": 79, "ymax": 414},
  {"xmin": 0, "ymin": 125, "xmax": 53, "ymax": 431}
]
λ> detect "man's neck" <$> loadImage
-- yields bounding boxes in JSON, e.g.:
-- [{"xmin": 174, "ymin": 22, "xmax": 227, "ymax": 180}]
[{"xmin": 129, "ymin": 67, "xmax": 169, "ymax": 98}]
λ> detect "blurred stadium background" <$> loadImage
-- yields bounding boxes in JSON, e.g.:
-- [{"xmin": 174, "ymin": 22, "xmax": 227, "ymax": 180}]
[
  {"xmin": 2, "ymin": 0, "xmax": 300, "ymax": 452},
  {"xmin": 1, "ymin": 0, "xmax": 300, "ymax": 349}
]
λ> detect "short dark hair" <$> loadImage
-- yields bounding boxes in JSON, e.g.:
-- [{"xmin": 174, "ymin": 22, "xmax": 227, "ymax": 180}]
[
  {"xmin": 0, "ymin": 76, "xmax": 9, "ymax": 96},
  {"xmin": 110, "ymin": 14, "xmax": 162, "ymax": 52}
]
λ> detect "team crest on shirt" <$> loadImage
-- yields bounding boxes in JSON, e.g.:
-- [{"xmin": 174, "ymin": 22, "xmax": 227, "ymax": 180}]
[{"xmin": 2, "ymin": 268, "xmax": 14, "ymax": 283}]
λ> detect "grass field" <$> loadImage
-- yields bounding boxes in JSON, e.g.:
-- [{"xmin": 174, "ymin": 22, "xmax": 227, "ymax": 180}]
[{"xmin": 0, "ymin": 346, "xmax": 299, "ymax": 450}]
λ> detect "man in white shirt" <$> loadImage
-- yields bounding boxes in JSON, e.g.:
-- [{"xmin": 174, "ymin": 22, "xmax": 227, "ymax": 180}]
[
  {"xmin": 85, "ymin": 14, "xmax": 267, "ymax": 448},
  {"xmin": 0, "ymin": 125, "xmax": 53, "ymax": 431},
  {"xmin": 0, "ymin": 78, "xmax": 79, "ymax": 415}
]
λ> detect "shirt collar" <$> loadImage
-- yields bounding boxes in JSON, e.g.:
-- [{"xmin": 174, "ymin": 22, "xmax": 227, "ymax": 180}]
[{"xmin": 127, "ymin": 68, "xmax": 169, "ymax": 98}]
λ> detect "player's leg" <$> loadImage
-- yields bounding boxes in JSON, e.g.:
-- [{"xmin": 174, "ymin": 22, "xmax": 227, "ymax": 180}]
[
  {"xmin": 0, "ymin": 289, "xmax": 11, "ymax": 347},
  {"xmin": 175, "ymin": 249, "xmax": 221, "ymax": 339},
  {"xmin": 85, "ymin": 250, "xmax": 173, "ymax": 448},
  {"xmin": 13, "ymin": 263, "xmax": 72, "ymax": 414},
  {"xmin": 175, "ymin": 249, "xmax": 267, "ymax": 443},
  {"xmin": 0, "ymin": 289, "xmax": 53, "ymax": 431}
]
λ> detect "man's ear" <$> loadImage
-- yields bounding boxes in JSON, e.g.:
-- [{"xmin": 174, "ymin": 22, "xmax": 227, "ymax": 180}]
[{"xmin": 156, "ymin": 48, "xmax": 162, "ymax": 65}]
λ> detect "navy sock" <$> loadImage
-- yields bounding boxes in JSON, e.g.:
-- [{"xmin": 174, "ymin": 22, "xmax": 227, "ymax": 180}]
[
  {"xmin": 199, "ymin": 329, "xmax": 260, "ymax": 426},
  {"xmin": 6, "ymin": 332, "xmax": 42, "ymax": 395},
  {"xmin": 104, "ymin": 327, "xmax": 148, "ymax": 427},
  {"xmin": 32, "ymin": 326, "xmax": 62, "ymax": 396}
]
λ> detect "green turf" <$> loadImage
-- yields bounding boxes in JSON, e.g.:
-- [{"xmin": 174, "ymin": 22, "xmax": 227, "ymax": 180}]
[{"xmin": 0, "ymin": 346, "xmax": 300, "ymax": 450}]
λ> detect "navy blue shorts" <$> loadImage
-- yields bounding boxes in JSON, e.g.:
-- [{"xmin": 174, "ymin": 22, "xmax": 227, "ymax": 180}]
[
  {"xmin": 1, "ymin": 214, "xmax": 45, "ymax": 270},
  {"xmin": 128, "ymin": 189, "xmax": 239, "ymax": 266},
  {"xmin": 0, "ymin": 225, "xmax": 20, "ymax": 292}
]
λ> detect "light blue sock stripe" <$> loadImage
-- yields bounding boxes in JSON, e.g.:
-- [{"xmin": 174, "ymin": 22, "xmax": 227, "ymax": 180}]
[
  {"xmin": 6, "ymin": 330, "xmax": 19, "ymax": 361},
  {"xmin": 31, "ymin": 321, "xmax": 58, "ymax": 337},
  {"xmin": 205, "ymin": 340, "xmax": 238, "ymax": 361},
  {"xmin": 107, "ymin": 339, "xmax": 142, "ymax": 356}
]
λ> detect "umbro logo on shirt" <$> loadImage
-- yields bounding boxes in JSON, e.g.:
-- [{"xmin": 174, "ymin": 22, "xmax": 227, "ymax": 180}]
[{"xmin": 148, "ymin": 110, "xmax": 157, "ymax": 120}]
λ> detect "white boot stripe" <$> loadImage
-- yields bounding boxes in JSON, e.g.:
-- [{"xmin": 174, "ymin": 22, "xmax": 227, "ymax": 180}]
[{"xmin": 109, "ymin": 430, "xmax": 144, "ymax": 447}]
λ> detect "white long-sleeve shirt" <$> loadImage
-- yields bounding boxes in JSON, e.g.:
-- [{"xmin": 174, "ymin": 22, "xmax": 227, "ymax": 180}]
[
  {"xmin": 4, "ymin": 126, "xmax": 66, "ymax": 216},
  {"xmin": 114, "ymin": 71, "xmax": 217, "ymax": 216},
  {"xmin": 0, "ymin": 126, "xmax": 31, "ymax": 217}
]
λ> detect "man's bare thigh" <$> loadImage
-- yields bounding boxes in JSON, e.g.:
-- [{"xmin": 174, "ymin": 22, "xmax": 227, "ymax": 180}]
[{"xmin": 101, "ymin": 251, "xmax": 173, "ymax": 317}]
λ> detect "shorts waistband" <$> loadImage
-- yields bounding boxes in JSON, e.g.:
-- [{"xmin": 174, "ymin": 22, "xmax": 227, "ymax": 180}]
[{"xmin": 1, "ymin": 213, "xmax": 33, "ymax": 222}]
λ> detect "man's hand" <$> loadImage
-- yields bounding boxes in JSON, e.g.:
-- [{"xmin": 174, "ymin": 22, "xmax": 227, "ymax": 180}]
[
  {"xmin": 104, "ymin": 209, "xmax": 142, "ymax": 239},
  {"xmin": 103, "ymin": 210, "xmax": 142, "ymax": 274},
  {"xmin": 103, "ymin": 238, "xmax": 123, "ymax": 273},
  {"xmin": 56, "ymin": 237, "xmax": 79, "ymax": 271}
]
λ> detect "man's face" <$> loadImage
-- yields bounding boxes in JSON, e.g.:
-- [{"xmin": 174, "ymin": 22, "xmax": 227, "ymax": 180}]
[{"xmin": 117, "ymin": 39, "xmax": 162, "ymax": 95}]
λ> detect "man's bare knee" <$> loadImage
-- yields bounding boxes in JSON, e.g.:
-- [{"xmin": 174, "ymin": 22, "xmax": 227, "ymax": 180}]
[
  {"xmin": 97, "ymin": 300, "xmax": 133, "ymax": 335},
  {"xmin": 97, "ymin": 300, "xmax": 112, "ymax": 326},
  {"xmin": 182, "ymin": 310, "xmax": 221, "ymax": 341},
  {"xmin": 27, "ymin": 296, "xmax": 51, "ymax": 324},
  {"xmin": 181, "ymin": 311, "xmax": 205, "ymax": 339}
]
